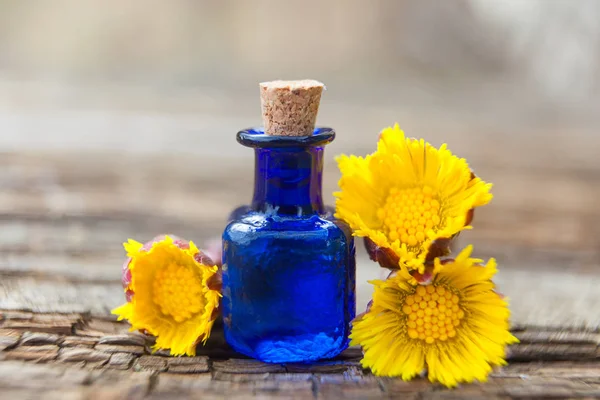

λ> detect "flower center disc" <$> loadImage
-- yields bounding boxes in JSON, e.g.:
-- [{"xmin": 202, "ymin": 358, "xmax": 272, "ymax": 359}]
[
  {"xmin": 153, "ymin": 263, "xmax": 205, "ymax": 322},
  {"xmin": 377, "ymin": 186, "xmax": 441, "ymax": 246},
  {"xmin": 403, "ymin": 285, "xmax": 464, "ymax": 344}
]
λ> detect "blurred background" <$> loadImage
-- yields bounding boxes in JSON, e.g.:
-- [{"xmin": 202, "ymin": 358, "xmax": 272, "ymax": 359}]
[{"xmin": 1, "ymin": 0, "xmax": 599, "ymax": 324}]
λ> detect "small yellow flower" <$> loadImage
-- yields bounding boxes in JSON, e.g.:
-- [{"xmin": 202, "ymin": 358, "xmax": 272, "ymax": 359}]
[
  {"xmin": 350, "ymin": 246, "xmax": 518, "ymax": 387},
  {"xmin": 335, "ymin": 124, "xmax": 492, "ymax": 272},
  {"xmin": 112, "ymin": 235, "xmax": 221, "ymax": 356}
]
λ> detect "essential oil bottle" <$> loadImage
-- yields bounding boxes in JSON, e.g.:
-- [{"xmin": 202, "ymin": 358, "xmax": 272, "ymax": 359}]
[{"xmin": 221, "ymin": 80, "xmax": 356, "ymax": 363}]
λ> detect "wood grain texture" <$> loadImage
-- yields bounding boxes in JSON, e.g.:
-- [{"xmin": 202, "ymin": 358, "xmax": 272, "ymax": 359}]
[
  {"xmin": 0, "ymin": 100, "xmax": 599, "ymax": 397},
  {"xmin": 0, "ymin": 311, "xmax": 599, "ymax": 399},
  {"xmin": 1, "ymin": 149, "xmax": 599, "ymax": 327},
  {"xmin": 3, "ymin": 265, "xmax": 600, "ymax": 330}
]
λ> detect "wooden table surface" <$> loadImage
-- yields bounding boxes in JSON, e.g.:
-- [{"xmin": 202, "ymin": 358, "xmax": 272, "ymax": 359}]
[
  {"xmin": 1, "ymin": 311, "xmax": 599, "ymax": 399},
  {"xmin": 1, "ymin": 88, "xmax": 599, "ymax": 398}
]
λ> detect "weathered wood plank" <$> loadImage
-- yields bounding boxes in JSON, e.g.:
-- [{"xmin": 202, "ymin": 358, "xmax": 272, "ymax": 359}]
[
  {"xmin": 0, "ymin": 311, "xmax": 598, "ymax": 385},
  {"xmin": 0, "ymin": 319, "xmax": 73, "ymax": 335},
  {"xmin": 20, "ymin": 332, "xmax": 63, "ymax": 346},
  {"xmin": 134, "ymin": 355, "xmax": 168, "ymax": 372},
  {"xmin": 61, "ymin": 335, "xmax": 98, "ymax": 348},
  {"xmin": 494, "ymin": 362, "xmax": 600, "ymax": 379},
  {"xmin": 0, "ymin": 329, "xmax": 21, "ymax": 351},
  {"xmin": 4, "ymin": 345, "xmax": 59, "ymax": 363},
  {"xmin": 317, "ymin": 375, "xmax": 385, "ymax": 399},
  {"xmin": 107, "ymin": 352, "xmax": 135, "ymax": 370},
  {"xmin": 508, "ymin": 343, "xmax": 599, "ymax": 361},
  {"xmin": 58, "ymin": 347, "xmax": 112, "ymax": 364},
  {"xmin": 97, "ymin": 334, "xmax": 147, "ymax": 347},
  {"xmin": 166, "ymin": 356, "xmax": 210, "ymax": 374},
  {"xmin": 212, "ymin": 358, "xmax": 286, "ymax": 374},
  {"xmin": 495, "ymin": 267, "xmax": 600, "ymax": 330},
  {"xmin": 514, "ymin": 329, "xmax": 600, "ymax": 344},
  {"xmin": 94, "ymin": 344, "xmax": 146, "ymax": 356},
  {"xmin": 0, "ymin": 344, "xmax": 598, "ymax": 399},
  {"xmin": 75, "ymin": 318, "xmax": 130, "ymax": 336},
  {"xmin": 0, "ymin": 274, "xmax": 122, "ymax": 315},
  {"xmin": 286, "ymin": 360, "xmax": 360, "ymax": 374}
]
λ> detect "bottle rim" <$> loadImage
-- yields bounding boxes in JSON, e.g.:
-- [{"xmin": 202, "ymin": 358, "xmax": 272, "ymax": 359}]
[{"xmin": 237, "ymin": 127, "xmax": 335, "ymax": 148}]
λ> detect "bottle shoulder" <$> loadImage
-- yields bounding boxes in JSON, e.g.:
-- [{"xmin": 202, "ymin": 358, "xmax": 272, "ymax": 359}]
[{"xmin": 223, "ymin": 209, "xmax": 351, "ymax": 243}]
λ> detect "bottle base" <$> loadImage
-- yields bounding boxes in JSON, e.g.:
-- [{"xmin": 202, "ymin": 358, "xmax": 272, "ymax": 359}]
[{"xmin": 227, "ymin": 332, "xmax": 348, "ymax": 364}]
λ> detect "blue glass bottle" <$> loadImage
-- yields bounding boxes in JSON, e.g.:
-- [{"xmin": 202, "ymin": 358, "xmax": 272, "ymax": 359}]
[{"xmin": 222, "ymin": 127, "xmax": 356, "ymax": 363}]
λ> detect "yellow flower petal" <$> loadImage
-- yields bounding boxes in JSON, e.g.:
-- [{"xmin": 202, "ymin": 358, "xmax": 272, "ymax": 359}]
[
  {"xmin": 123, "ymin": 239, "xmax": 143, "ymax": 258},
  {"xmin": 335, "ymin": 124, "xmax": 492, "ymax": 270},
  {"xmin": 350, "ymin": 246, "xmax": 517, "ymax": 387},
  {"xmin": 112, "ymin": 236, "xmax": 221, "ymax": 356}
]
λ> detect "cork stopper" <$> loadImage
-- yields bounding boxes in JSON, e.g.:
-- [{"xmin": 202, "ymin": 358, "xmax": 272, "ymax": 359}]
[{"xmin": 260, "ymin": 79, "xmax": 325, "ymax": 136}]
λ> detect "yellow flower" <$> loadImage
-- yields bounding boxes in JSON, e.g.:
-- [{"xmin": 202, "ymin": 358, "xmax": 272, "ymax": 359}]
[
  {"xmin": 335, "ymin": 124, "xmax": 492, "ymax": 272},
  {"xmin": 350, "ymin": 246, "xmax": 518, "ymax": 387},
  {"xmin": 112, "ymin": 235, "xmax": 221, "ymax": 356}
]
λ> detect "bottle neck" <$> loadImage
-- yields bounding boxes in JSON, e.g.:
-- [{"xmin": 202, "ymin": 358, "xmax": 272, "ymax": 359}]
[{"xmin": 251, "ymin": 146, "xmax": 325, "ymax": 215}]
